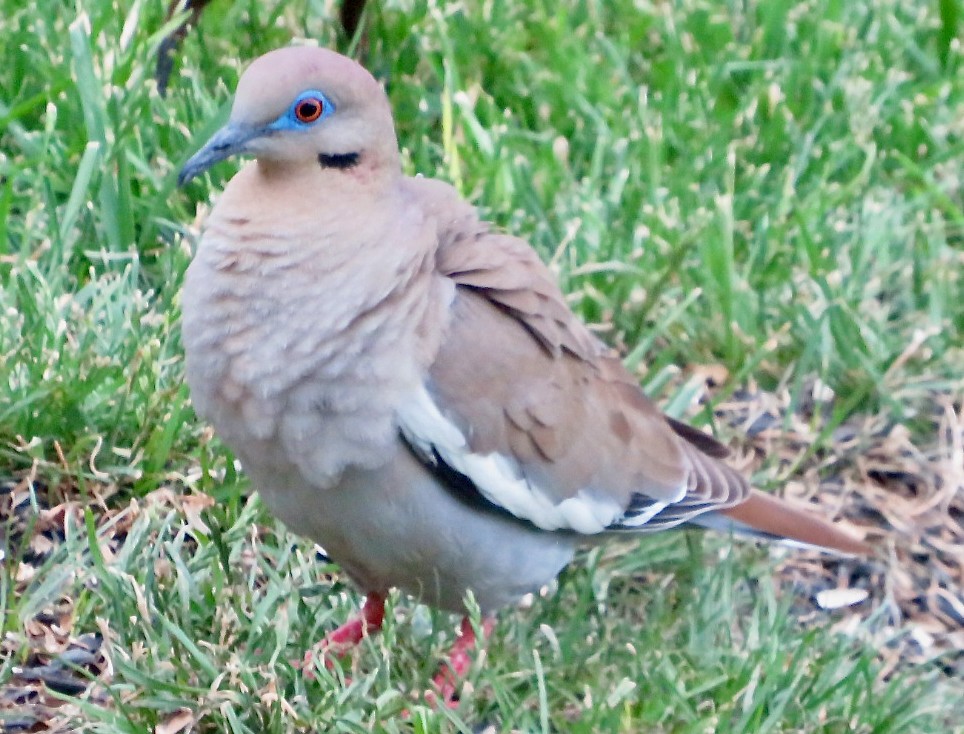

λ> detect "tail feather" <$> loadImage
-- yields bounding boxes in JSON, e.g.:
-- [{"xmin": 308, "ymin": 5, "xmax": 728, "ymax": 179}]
[{"xmin": 700, "ymin": 489, "xmax": 871, "ymax": 555}]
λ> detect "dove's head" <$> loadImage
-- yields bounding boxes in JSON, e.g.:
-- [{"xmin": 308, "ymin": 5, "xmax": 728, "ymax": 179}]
[{"xmin": 179, "ymin": 47, "xmax": 399, "ymax": 185}]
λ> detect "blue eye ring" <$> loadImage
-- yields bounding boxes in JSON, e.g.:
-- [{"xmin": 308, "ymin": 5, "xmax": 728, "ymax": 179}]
[
  {"xmin": 279, "ymin": 90, "xmax": 335, "ymax": 129},
  {"xmin": 294, "ymin": 95, "xmax": 325, "ymax": 123}
]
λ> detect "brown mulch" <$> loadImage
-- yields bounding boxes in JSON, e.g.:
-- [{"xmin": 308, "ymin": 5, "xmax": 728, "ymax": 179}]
[
  {"xmin": 713, "ymin": 378, "xmax": 963, "ymax": 679},
  {"xmin": 1, "ymin": 381, "xmax": 962, "ymax": 731},
  {"xmin": 1, "ymin": 480, "xmax": 109, "ymax": 733}
]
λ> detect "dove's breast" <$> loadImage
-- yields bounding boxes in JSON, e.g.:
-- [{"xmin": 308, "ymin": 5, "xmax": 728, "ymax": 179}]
[{"xmin": 181, "ymin": 182, "xmax": 451, "ymax": 488}]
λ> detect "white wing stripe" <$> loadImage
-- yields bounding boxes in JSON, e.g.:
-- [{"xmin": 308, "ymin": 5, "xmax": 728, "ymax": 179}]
[
  {"xmin": 612, "ymin": 501, "xmax": 669, "ymax": 528},
  {"xmin": 397, "ymin": 387, "xmax": 625, "ymax": 534}
]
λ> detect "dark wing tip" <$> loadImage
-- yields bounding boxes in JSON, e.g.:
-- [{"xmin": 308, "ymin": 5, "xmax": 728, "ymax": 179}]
[{"xmin": 665, "ymin": 416, "xmax": 732, "ymax": 459}]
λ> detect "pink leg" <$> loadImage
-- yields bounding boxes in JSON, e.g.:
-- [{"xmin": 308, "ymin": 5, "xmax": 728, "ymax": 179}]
[
  {"xmin": 302, "ymin": 592, "xmax": 386, "ymax": 675},
  {"xmin": 427, "ymin": 616, "xmax": 496, "ymax": 707}
]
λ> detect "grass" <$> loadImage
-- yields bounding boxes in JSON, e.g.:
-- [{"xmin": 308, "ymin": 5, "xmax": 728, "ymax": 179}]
[{"xmin": 1, "ymin": 0, "xmax": 962, "ymax": 731}]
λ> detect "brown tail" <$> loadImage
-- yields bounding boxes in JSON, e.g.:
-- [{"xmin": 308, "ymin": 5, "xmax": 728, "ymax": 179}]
[{"xmin": 720, "ymin": 489, "xmax": 871, "ymax": 555}]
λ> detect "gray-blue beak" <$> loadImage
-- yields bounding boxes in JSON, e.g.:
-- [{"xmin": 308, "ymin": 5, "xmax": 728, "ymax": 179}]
[{"xmin": 178, "ymin": 123, "xmax": 263, "ymax": 186}]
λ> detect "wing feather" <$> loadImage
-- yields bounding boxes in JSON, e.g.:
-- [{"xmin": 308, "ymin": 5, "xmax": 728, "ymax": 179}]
[{"xmin": 400, "ymin": 177, "xmax": 751, "ymax": 536}]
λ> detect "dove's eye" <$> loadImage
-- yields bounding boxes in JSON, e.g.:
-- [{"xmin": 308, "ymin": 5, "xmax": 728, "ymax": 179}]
[
  {"xmin": 282, "ymin": 90, "xmax": 335, "ymax": 127},
  {"xmin": 294, "ymin": 97, "xmax": 325, "ymax": 123}
]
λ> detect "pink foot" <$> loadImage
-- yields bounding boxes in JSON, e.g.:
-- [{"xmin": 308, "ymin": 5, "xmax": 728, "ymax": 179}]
[
  {"xmin": 426, "ymin": 616, "xmax": 495, "ymax": 707},
  {"xmin": 302, "ymin": 592, "xmax": 385, "ymax": 677}
]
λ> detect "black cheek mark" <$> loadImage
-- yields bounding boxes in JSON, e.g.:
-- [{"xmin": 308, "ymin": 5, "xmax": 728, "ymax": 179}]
[{"xmin": 318, "ymin": 152, "xmax": 360, "ymax": 170}]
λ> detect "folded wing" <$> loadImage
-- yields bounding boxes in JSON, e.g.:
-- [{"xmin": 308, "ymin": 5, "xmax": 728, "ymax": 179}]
[{"xmin": 397, "ymin": 178, "xmax": 753, "ymax": 537}]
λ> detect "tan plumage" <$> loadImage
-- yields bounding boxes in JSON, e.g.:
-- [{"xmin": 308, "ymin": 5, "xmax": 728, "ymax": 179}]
[{"xmin": 178, "ymin": 46, "xmax": 868, "ymax": 682}]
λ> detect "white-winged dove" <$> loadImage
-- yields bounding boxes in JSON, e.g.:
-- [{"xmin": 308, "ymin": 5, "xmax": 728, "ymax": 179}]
[{"xmin": 178, "ymin": 46, "xmax": 869, "ymax": 703}]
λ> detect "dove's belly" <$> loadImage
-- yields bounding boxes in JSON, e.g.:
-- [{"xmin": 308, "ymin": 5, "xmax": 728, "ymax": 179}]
[{"xmin": 246, "ymin": 441, "xmax": 576, "ymax": 613}]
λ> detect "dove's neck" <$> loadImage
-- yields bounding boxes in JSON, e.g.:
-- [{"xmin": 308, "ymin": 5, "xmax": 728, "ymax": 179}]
[
  {"xmin": 212, "ymin": 159, "xmax": 397, "ymax": 233},
  {"xmin": 189, "ymin": 161, "xmax": 439, "ymax": 357}
]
